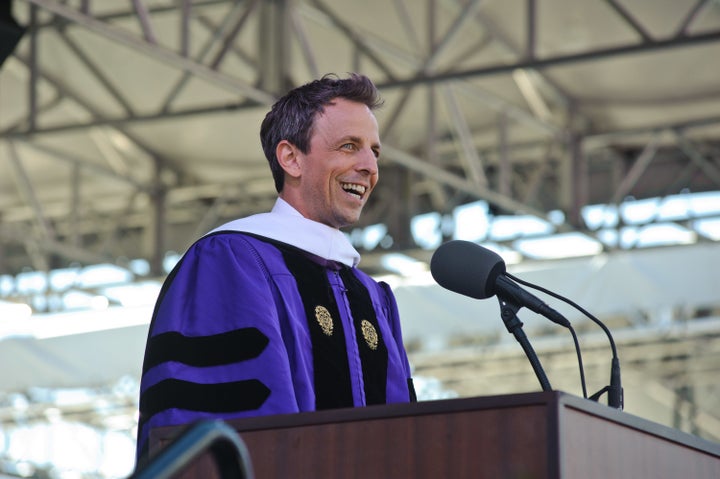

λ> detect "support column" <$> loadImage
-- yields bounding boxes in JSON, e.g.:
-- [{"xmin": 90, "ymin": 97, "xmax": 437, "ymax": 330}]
[
  {"xmin": 258, "ymin": 0, "xmax": 291, "ymax": 95},
  {"xmin": 565, "ymin": 132, "xmax": 587, "ymax": 228},
  {"xmin": 147, "ymin": 159, "xmax": 167, "ymax": 277},
  {"xmin": 498, "ymin": 111, "xmax": 511, "ymax": 199}
]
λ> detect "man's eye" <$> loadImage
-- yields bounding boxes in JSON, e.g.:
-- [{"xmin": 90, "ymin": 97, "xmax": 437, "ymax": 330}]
[{"xmin": 342, "ymin": 143, "xmax": 357, "ymax": 150}]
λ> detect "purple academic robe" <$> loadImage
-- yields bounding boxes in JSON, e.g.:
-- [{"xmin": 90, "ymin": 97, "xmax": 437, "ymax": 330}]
[{"xmin": 136, "ymin": 231, "xmax": 415, "ymax": 460}]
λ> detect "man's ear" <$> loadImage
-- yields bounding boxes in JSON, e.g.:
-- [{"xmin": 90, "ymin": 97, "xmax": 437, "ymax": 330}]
[{"xmin": 276, "ymin": 140, "xmax": 302, "ymax": 178}]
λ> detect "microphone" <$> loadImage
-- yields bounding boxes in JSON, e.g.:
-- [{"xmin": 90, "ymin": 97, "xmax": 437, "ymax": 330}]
[
  {"xmin": 431, "ymin": 240, "xmax": 624, "ymax": 409},
  {"xmin": 430, "ymin": 240, "xmax": 570, "ymax": 328}
]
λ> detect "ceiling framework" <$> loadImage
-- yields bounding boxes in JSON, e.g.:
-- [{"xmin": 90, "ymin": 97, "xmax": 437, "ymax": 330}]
[{"xmin": 0, "ymin": 0, "xmax": 718, "ymax": 277}]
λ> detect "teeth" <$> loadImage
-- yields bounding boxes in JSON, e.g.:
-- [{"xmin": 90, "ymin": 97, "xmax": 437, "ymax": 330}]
[{"xmin": 342, "ymin": 183, "xmax": 366, "ymax": 196}]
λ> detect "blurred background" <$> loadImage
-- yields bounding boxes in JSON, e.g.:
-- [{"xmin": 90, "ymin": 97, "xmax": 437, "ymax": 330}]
[{"xmin": 1, "ymin": 0, "xmax": 720, "ymax": 477}]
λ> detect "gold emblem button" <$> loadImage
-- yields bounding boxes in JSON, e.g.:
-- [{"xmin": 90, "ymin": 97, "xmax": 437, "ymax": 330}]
[
  {"xmin": 315, "ymin": 305, "xmax": 334, "ymax": 336},
  {"xmin": 361, "ymin": 319, "xmax": 378, "ymax": 350}
]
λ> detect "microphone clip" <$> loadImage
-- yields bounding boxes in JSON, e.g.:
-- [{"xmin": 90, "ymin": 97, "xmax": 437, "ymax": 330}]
[
  {"xmin": 589, "ymin": 357, "xmax": 624, "ymax": 409},
  {"xmin": 498, "ymin": 298, "xmax": 524, "ymax": 335}
]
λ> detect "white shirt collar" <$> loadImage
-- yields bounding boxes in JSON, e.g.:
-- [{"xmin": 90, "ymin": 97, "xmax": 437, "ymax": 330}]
[{"xmin": 209, "ymin": 198, "xmax": 361, "ymax": 267}]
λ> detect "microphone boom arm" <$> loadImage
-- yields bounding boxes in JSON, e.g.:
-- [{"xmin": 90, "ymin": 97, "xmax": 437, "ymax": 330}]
[{"xmin": 497, "ymin": 297, "xmax": 552, "ymax": 392}]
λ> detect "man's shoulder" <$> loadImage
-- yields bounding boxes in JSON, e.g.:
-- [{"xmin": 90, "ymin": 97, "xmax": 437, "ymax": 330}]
[
  {"xmin": 199, "ymin": 230, "xmax": 300, "ymax": 254},
  {"xmin": 195, "ymin": 230, "xmax": 275, "ymax": 248},
  {"xmin": 176, "ymin": 231, "xmax": 285, "ymax": 270}
]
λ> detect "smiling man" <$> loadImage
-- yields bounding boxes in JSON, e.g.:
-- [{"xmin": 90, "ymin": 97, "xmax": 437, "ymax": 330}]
[
  {"xmin": 276, "ymin": 96, "xmax": 380, "ymax": 228},
  {"xmin": 135, "ymin": 73, "xmax": 416, "ymax": 462}
]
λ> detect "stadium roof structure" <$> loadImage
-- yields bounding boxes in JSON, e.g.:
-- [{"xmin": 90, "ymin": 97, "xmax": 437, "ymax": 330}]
[{"xmin": 1, "ymin": 0, "xmax": 720, "ymax": 275}]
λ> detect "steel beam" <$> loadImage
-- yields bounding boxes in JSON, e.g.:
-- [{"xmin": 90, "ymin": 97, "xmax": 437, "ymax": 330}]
[
  {"xmin": 377, "ymin": 29, "xmax": 720, "ymax": 89},
  {"xmin": 161, "ymin": 0, "xmax": 258, "ymax": 111},
  {"xmin": 20, "ymin": 0, "xmax": 276, "ymax": 105},
  {"xmin": 381, "ymin": 144, "xmax": 563, "ymax": 225}
]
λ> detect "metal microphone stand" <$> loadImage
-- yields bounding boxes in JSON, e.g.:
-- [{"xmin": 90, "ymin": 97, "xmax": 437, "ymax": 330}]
[{"xmin": 497, "ymin": 297, "xmax": 552, "ymax": 392}]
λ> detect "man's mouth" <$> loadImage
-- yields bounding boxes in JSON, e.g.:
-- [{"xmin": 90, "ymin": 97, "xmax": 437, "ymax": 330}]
[{"xmin": 341, "ymin": 182, "xmax": 367, "ymax": 199}]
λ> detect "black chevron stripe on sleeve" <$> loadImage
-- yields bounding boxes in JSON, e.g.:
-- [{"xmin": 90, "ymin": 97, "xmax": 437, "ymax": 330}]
[{"xmin": 143, "ymin": 327, "xmax": 269, "ymax": 371}]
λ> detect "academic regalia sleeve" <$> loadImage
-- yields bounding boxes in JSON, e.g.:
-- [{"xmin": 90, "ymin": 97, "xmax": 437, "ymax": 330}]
[{"xmin": 136, "ymin": 233, "xmax": 301, "ymax": 461}]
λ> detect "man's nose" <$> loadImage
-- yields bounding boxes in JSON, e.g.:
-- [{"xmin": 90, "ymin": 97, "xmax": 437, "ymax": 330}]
[{"xmin": 356, "ymin": 148, "xmax": 379, "ymax": 175}]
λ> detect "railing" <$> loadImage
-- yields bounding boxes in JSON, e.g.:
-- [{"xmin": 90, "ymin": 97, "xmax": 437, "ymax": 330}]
[{"xmin": 129, "ymin": 420, "xmax": 254, "ymax": 479}]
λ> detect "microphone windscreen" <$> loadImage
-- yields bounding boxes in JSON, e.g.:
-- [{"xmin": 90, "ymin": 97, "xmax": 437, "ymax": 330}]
[{"xmin": 430, "ymin": 240, "xmax": 506, "ymax": 299}]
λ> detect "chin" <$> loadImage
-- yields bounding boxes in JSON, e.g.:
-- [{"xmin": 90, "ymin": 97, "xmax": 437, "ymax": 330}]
[{"xmin": 333, "ymin": 209, "xmax": 362, "ymax": 227}]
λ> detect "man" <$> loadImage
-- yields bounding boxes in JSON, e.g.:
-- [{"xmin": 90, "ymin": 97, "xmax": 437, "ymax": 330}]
[{"xmin": 135, "ymin": 73, "xmax": 416, "ymax": 461}]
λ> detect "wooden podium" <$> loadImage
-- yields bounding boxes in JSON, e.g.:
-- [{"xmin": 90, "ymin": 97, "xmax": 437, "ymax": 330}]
[{"xmin": 150, "ymin": 391, "xmax": 720, "ymax": 478}]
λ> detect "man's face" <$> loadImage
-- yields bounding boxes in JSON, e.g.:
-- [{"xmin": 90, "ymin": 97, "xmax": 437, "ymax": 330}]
[{"xmin": 287, "ymin": 98, "xmax": 381, "ymax": 229}]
